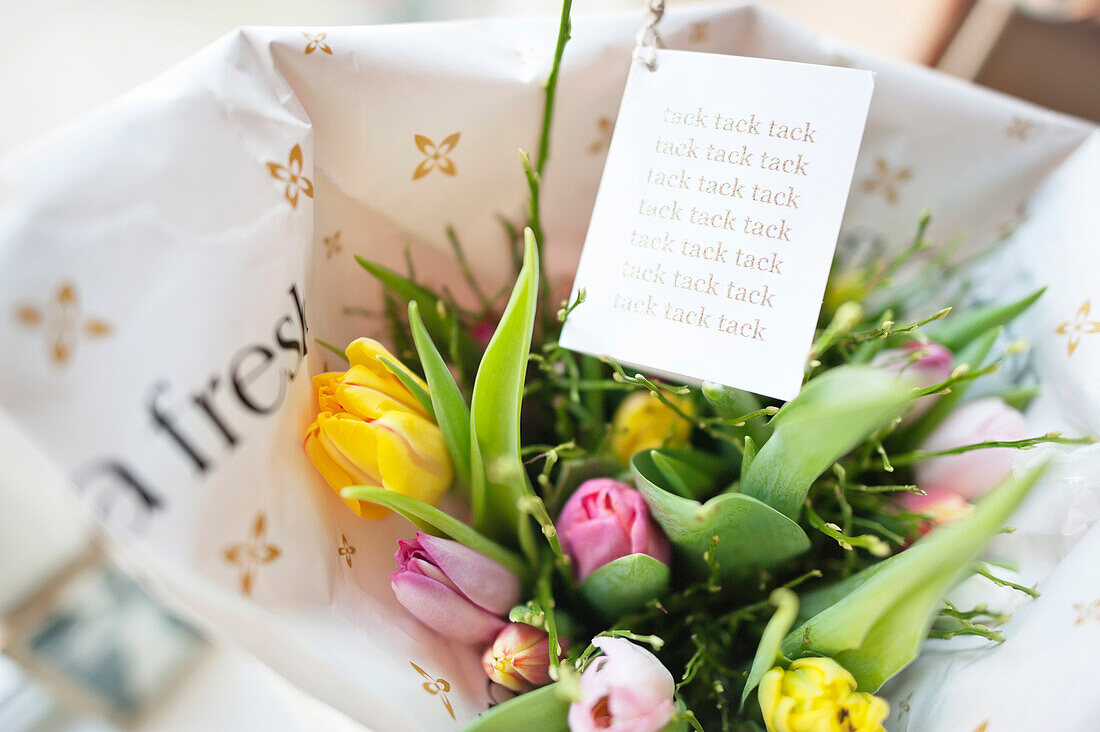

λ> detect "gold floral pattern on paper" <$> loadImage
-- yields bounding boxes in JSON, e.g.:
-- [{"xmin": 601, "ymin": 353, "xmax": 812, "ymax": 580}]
[
  {"xmin": 302, "ymin": 32, "xmax": 333, "ymax": 55},
  {"xmin": 862, "ymin": 157, "xmax": 912, "ymax": 204},
  {"xmin": 410, "ymin": 662, "xmax": 455, "ymax": 720},
  {"xmin": 689, "ymin": 22, "xmax": 709, "ymax": 44},
  {"xmin": 1055, "ymin": 301, "xmax": 1100, "ymax": 357},
  {"xmin": 15, "ymin": 282, "xmax": 112, "ymax": 365},
  {"xmin": 338, "ymin": 534, "xmax": 356, "ymax": 568},
  {"xmin": 413, "ymin": 133, "xmax": 461, "ymax": 180},
  {"xmin": 896, "ymin": 691, "xmax": 912, "ymax": 721},
  {"xmin": 1006, "ymin": 116, "xmax": 1035, "ymax": 140},
  {"xmin": 974, "ymin": 722, "xmax": 989, "ymax": 732},
  {"xmin": 996, "ymin": 201, "xmax": 1028, "ymax": 239},
  {"xmin": 323, "ymin": 231, "xmax": 342, "ymax": 259},
  {"xmin": 588, "ymin": 116, "xmax": 614, "ymax": 156},
  {"xmin": 224, "ymin": 513, "xmax": 281, "ymax": 597},
  {"xmin": 267, "ymin": 144, "xmax": 314, "ymax": 208},
  {"xmin": 1073, "ymin": 600, "xmax": 1100, "ymax": 625}
]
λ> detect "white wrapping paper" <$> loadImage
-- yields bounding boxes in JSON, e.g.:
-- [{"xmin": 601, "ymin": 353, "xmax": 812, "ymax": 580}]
[{"xmin": 0, "ymin": 4, "xmax": 1097, "ymax": 729}]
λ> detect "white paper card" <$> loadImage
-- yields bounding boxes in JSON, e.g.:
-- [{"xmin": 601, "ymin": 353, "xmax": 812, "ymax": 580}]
[{"xmin": 560, "ymin": 50, "xmax": 874, "ymax": 400}]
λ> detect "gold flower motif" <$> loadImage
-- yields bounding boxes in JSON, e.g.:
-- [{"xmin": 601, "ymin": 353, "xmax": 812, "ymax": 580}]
[
  {"xmin": 302, "ymin": 32, "xmax": 332, "ymax": 55},
  {"xmin": 862, "ymin": 157, "xmax": 912, "ymax": 204},
  {"xmin": 15, "ymin": 281, "xmax": 111, "ymax": 365},
  {"xmin": 410, "ymin": 662, "xmax": 455, "ymax": 720},
  {"xmin": 323, "ymin": 230, "xmax": 342, "ymax": 259},
  {"xmin": 896, "ymin": 691, "xmax": 913, "ymax": 721},
  {"xmin": 338, "ymin": 534, "xmax": 356, "ymax": 568},
  {"xmin": 413, "ymin": 133, "xmax": 460, "ymax": 180},
  {"xmin": 1006, "ymin": 116, "xmax": 1035, "ymax": 140},
  {"xmin": 587, "ymin": 117, "xmax": 614, "ymax": 156},
  {"xmin": 267, "ymin": 144, "xmax": 314, "ymax": 209},
  {"xmin": 689, "ymin": 22, "xmax": 709, "ymax": 43},
  {"xmin": 996, "ymin": 201, "xmax": 1028, "ymax": 239},
  {"xmin": 1073, "ymin": 599, "xmax": 1100, "ymax": 625},
  {"xmin": 1055, "ymin": 300, "xmax": 1100, "ymax": 356},
  {"xmin": 224, "ymin": 513, "xmax": 281, "ymax": 596}
]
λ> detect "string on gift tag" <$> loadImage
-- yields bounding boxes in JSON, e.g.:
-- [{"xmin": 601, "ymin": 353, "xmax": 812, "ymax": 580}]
[{"xmin": 633, "ymin": 0, "xmax": 666, "ymax": 71}]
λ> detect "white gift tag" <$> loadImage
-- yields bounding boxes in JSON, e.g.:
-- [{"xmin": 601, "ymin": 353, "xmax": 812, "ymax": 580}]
[{"xmin": 560, "ymin": 49, "xmax": 873, "ymax": 401}]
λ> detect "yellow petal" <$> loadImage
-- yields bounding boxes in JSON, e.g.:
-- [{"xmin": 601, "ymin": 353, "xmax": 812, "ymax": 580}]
[
  {"xmin": 610, "ymin": 391, "xmax": 693, "ymax": 463},
  {"xmin": 758, "ymin": 668, "xmax": 783, "ymax": 732},
  {"xmin": 316, "ymin": 413, "xmax": 383, "ymax": 484},
  {"xmin": 343, "ymin": 339, "xmax": 429, "ymax": 415},
  {"xmin": 373, "ymin": 412, "xmax": 452, "ymax": 506},
  {"xmin": 345, "ymin": 338, "xmax": 427, "ymax": 390},
  {"xmin": 314, "ymin": 372, "xmax": 345, "ymax": 414},
  {"xmin": 305, "ymin": 421, "xmax": 366, "ymax": 516},
  {"xmin": 337, "ymin": 364, "xmax": 424, "ymax": 419}
]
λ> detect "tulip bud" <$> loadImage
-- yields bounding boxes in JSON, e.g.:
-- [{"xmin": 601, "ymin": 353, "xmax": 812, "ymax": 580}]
[
  {"xmin": 481, "ymin": 623, "xmax": 555, "ymax": 691},
  {"xmin": 304, "ymin": 338, "xmax": 453, "ymax": 519},
  {"xmin": 895, "ymin": 487, "xmax": 973, "ymax": 538},
  {"xmin": 610, "ymin": 391, "xmax": 693, "ymax": 464},
  {"xmin": 758, "ymin": 657, "xmax": 888, "ymax": 732},
  {"xmin": 390, "ymin": 532, "xmax": 519, "ymax": 645},
  {"xmin": 557, "ymin": 479, "xmax": 670, "ymax": 582},
  {"xmin": 870, "ymin": 341, "xmax": 952, "ymax": 421},
  {"xmin": 914, "ymin": 397, "xmax": 1029, "ymax": 500},
  {"xmin": 568, "ymin": 637, "xmax": 676, "ymax": 732}
]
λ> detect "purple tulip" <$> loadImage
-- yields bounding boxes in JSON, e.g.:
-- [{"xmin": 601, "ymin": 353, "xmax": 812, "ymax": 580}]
[
  {"xmin": 914, "ymin": 397, "xmax": 1030, "ymax": 501},
  {"xmin": 871, "ymin": 341, "xmax": 953, "ymax": 420},
  {"xmin": 558, "ymin": 479, "xmax": 670, "ymax": 582},
  {"xmin": 568, "ymin": 636, "xmax": 676, "ymax": 732},
  {"xmin": 391, "ymin": 532, "xmax": 520, "ymax": 644}
]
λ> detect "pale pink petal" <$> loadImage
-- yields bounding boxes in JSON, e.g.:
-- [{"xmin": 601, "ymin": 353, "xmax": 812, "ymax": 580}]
[
  {"xmin": 915, "ymin": 397, "xmax": 1029, "ymax": 500},
  {"xmin": 416, "ymin": 532, "xmax": 520, "ymax": 615},
  {"xmin": 391, "ymin": 573, "xmax": 505, "ymax": 644}
]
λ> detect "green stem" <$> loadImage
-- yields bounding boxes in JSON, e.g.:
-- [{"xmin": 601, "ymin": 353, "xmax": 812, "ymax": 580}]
[
  {"xmin": 537, "ymin": 0, "xmax": 573, "ymax": 177},
  {"xmin": 890, "ymin": 433, "xmax": 1095, "ymax": 467}
]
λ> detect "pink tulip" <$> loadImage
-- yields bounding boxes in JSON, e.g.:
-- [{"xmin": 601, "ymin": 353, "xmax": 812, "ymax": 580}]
[
  {"xmin": 558, "ymin": 479, "xmax": 671, "ymax": 582},
  {"xmin": 895, "ymin": 488, "xmax": 973, "ymax": 538},
  {"xmin": 568, "ymin": 637, "xmax": 676, "ymax": 732},
  {"xmin": 482, "ymin": 623, "xmax": 555, "ymax": 692},
  {"xmin": 871, "ymin": 341, "xmax": 953, "ymax": 420},
  {"xmin": 914, "ymin": 397, "xmax": 1030, "ymax": 501},
  {"xmin": 391, "ymin": 532, "xmax": 520, "ymax": 644}
]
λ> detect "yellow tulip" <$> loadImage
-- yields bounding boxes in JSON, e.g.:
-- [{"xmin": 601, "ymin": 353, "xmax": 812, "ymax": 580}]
[
  {"xmin": 304, "ymin": 338, "xmax": 452, "ymax": 519},
  {"xmin": 758, "ymin": 657, "xmax": 888, "ymax": 732},
  {"xmin": 610, "ymin": 391, "xmax": 693, "ymax": 464}
]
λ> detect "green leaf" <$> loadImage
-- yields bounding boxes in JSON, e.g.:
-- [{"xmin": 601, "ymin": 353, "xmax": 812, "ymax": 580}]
[
  {"xmin": 632, "ymin": 450, "xmax": 810, "ymax": 578},
  {"xmin": 355, "ymin": 255, "xmax": 478, "ymax": 372},
  {"xmin": 897, "ymin": 325, "xmax": 1001, "ymax": 450},
  {"xmin": 702, "ymin": 382, "xmax": 772, "ymax": 445},
  {"xmin": 377, "ymin": 355, "xmax": 435, "ymax": 420},
  {"xmin": 741, "ymin": 365, "xmax": 916, "ymax": 519},
  {"xmin": 469, "ymin": 229, "xmax": 540, "ymax": 552},
  {"xmin": 408, "ymin": 301, "xmax": 472, "ymax": 487},
  {"xmin": 462, "ymin": 683, "xmax": 569, "ymax": 732},
  {"xmin": 741, "ymin": 588, "xmax": 798, "ymax": 708},
  {"xmin": 340, "ymin": 485, "xmax": 527, "ymax": 580},
  {"xmin": 927, "ymin": 286, "xmax": 1044, "ymax": 351},
  {"xmin": 741, "ymin": 436, "xmax": 757, "ymax": 483},
  {"xmin": 781, "ymin": 462, "xmax": 1046, "ymax": 691},
  {"xmin": 651, "ymin": 451, "xmax": 713, "ymax": 500},
  {"xmin": 581, "ymin": 553, "xmax": 671, "ymax": 620}
]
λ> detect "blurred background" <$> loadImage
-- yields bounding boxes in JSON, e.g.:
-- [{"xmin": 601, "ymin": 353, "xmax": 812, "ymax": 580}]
[{"xmin": 0, "ymin": 1, "xmax": 1097, "ymax": 731}]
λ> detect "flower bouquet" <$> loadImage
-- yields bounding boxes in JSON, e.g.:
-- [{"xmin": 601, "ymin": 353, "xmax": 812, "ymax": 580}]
[
  {"xmin": 296, "ymin": 6, "xmax": 1091, "ymax": 730},
  {"xmin": 1, "ymin": 2, "xmax": 1098, "ymax": 731}
]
